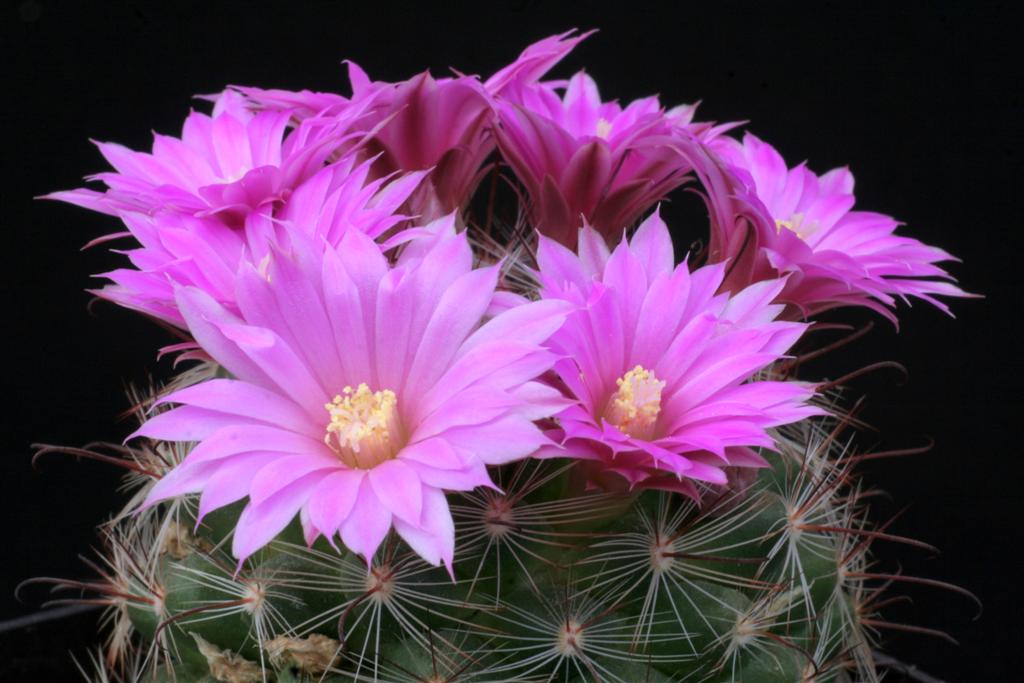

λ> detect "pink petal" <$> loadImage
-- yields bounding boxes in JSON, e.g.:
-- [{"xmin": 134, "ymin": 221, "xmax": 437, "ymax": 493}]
[
  {"xmin": 340, "ymin": 478, "xmax": 393, "ymax": 564},
  {"xmin": 392, "ymin": 487, "xmax": 454, "ymax": 572},
  {"xmin": 248, "ymin": 453, "xmax": 340, "ymax": 506},
  {"xmin": 157, "ymin": 378, "xmax": 318, "ymax": 434},
  {"xmin": 630, "ymin": 208, "xmax": 674, "ymax": 278},
  {"xmin": 197, "ymin": 452, "xmax": 280, "ymax": 521},
  {"xmin": 231, "ymin": 472, "xmax": 321, "ymax": 561},
  {"xmin": 176, "ymin": 286, "xmax": 276, "ymax": 389},
  {"xmin": 368, "ymin": 459, "xmax": 423, "ymax": 525},
  {"xmin": 306, "ymin": 469, "xmax": 366, "ymax": 540}
]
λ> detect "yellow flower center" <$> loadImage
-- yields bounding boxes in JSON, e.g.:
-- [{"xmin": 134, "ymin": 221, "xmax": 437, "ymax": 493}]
[
  {"xmin": 595, "ymin": 117, "xmax": 613, "ymax": 139},
  {"xmin": 324, "ymin": 383, "xmax": 402, "ymax": 469},
  {"xmin": 604, "ymin": 365, "xmax": 665, "ymax": 439},
  {"xmin": 774, "ymin": 213, "xmax": 816, "ymax": 240}
]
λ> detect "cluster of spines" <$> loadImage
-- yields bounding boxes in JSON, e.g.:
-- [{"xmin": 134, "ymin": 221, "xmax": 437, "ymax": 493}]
[{"xmin": 26, "ymin": 383, "xmax": 979, "ymax": 683}]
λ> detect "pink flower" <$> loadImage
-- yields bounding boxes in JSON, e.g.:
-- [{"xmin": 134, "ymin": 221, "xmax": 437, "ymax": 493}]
[
  {"xmin": 47, "ymin": 90, "xmax": 362, "ymax": 227},
  {"xmin": 347, "ymin": 65, "xmax": 495, "ymax": 219},
  {"xmin": 135, "ymin": 228, "xmax": 571, "ymax": 569},
  {"xmin": 240, "ymin": 64, "xmax": 494, "ymax": 220},
  {"xmin": 709, "ymin": 133, "xmax": 970, "ymax": 320},
  {"xmin": 235, "ymin": 31, "xmax": 593, "ymax": 220},
  {"xmin": 86, "ymin": 154, "xmax": 426, "ymax": 327},
  {"xmin": 494, "ymin": 69, "xmax": 713, "ymax": 246},
  {"xmin": 535, "ymin": 211, "xmax": 821, "ymax": 497}
]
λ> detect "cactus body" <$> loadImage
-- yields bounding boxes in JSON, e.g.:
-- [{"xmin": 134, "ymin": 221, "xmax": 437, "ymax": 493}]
[{"xmin": 72, "ymin": 413, "xmax": 881, "ymax": 682}]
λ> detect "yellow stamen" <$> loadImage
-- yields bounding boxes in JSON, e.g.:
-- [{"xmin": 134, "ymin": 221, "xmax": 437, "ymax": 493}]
[
  {"xmin": 595, "ymin": 117, "xmax": 613, "ymax": 139},
  {"xmin": 324, "ymin": 383, "xmax": 402, "ymax": 469},
  {"xmin": 604, "ymin": 365, "xmax": 665, "ymax": 439}
]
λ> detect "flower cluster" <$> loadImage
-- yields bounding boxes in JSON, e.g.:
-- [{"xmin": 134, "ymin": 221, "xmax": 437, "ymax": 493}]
[{"xmin": 51, "ymin": 30, "xmax": 967, "ymax": 570}]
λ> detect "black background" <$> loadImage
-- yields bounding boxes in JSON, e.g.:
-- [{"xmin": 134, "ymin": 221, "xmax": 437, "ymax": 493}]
[{"xmin": 2, "ymin": 1, "xmax": 1021, "ymax": 680}]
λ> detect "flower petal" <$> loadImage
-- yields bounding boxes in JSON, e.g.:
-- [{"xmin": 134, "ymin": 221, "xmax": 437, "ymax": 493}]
[
  {"xmin": 392, "ymin": 487, "xmax": 455, "ymax": 573},
  {"xmin": 340, "ymin": 478, "xmax": 393, "ymax": 564},
  {"xmin": 368, "ymin": 459, "xmax": 423, "ymax": 525}
]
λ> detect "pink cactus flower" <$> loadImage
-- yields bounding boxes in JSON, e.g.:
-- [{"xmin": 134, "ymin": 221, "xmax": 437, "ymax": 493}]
[
  {"xmin": 494, "ymin": 68, "xmax": 713, "ymax": 246},
  {"xmin": 535, "ymin": 211, "xmax": 821, "ymax": 497},
  {"xmin": 240, "ymin": 63, "xmax": 495, "ymax": 220},
  {"xmin": 347, "ymin": 64, "xmax": 495, "ymax": 220},
  {"xmin": 709, "ymin": 133, "xmax": 970, "ymax": 321},
  {"xmin": 236, "ymin": 30, "xmax": 594, "ymax": 220},
  {"xmin": 135, "ymin": 228, "xmax": 571, "ymax": 569},
  {"xmin": 85, "ymin": 154, "xmax": 426, "ymax": 327},
  {"xmin": 47, "ymin": 90, "xmax": 363, "ymax": 227}
]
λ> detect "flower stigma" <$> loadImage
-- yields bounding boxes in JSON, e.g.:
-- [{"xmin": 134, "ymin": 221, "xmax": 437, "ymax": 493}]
[
  {"xmin": 324, "ymin": 383, "xmax": 402, "ymax": 469},
  {"xmin": 604, "ymin": 365, "xmax": 665, "ymax": 439},
  {"xmin": 774, "ymin": 212, "xmax": 816, "ymax": 240}
]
